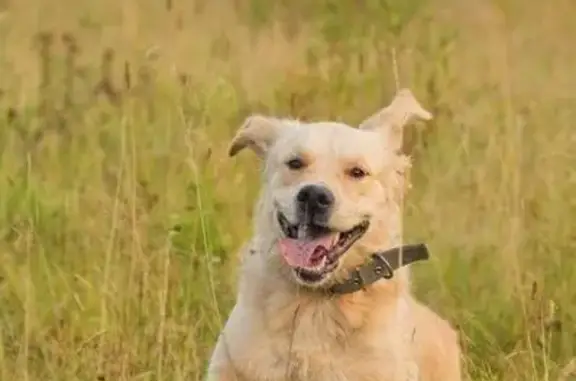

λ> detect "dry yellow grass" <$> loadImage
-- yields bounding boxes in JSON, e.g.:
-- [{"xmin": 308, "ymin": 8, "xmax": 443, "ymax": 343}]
[{"xmin": 0, "ymin": 0, "xmax": 574, "ymax": 380}]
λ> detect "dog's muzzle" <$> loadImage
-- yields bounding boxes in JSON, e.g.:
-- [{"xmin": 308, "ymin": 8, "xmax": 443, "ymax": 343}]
[{"xmin": 276, "ymin": 208, "xmax": 370, "ymax": 285}]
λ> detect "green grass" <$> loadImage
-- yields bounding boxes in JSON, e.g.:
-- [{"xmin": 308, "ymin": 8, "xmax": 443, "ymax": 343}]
[{"xmin": 0, "ymin": 0, "xmax": 575, "ymax": 380}]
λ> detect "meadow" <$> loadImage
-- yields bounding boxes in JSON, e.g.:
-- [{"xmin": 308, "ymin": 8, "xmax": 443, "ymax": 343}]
[{"xmin": 0, "ymin": 0, "xmax": 575, "ymax": 380}]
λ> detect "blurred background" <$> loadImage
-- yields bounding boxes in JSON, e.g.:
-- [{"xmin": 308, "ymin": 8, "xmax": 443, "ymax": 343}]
[{"xmin": 0, "ymin": 0, "xmax": 575, "ymax": 380}]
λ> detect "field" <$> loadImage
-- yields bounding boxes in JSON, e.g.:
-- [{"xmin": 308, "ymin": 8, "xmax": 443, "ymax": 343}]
[{"xmin": 0, "ymin": 0, "xmax": 575, "ymax": 380}]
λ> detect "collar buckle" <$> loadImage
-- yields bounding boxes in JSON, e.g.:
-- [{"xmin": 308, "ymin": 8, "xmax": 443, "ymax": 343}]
[{"xmin": 371, "ymin": 253, "xmax": 394, "ymax": 280}]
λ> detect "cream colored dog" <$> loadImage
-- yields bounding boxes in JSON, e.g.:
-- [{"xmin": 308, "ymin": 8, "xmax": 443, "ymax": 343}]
[{"xmin": 207, "ymin": 89, "xmax": 462, "ymax": 381}]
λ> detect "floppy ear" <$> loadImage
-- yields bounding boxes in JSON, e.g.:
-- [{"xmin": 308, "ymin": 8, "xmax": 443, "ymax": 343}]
[
  {"xmin": 359, "ymin": 88, "xmax": 432, "ymax": 151},
  {"xmin": 228, "ymin": 115, "xmax": 283, "ymax": 158}
]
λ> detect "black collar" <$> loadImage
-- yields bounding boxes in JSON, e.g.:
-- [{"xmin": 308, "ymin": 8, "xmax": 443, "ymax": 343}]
[{"xmin": 328, "ymin": 243, "xmax": 430, "ymax": 295}]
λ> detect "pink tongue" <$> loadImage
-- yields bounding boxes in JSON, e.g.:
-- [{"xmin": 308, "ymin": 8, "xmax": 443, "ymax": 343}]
[{"xmin": 278, "ymin": 235, "xmax": 335, "ymax": 268}]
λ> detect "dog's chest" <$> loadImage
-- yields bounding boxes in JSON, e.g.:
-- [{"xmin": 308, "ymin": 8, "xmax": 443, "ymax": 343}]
[
  {"xmin": 283, "ymin": 332, "xmax": 396, "ymax": 381},
  {"xmin": 237, "ymin": 307, "xmax": 404, "ymax": 381}
]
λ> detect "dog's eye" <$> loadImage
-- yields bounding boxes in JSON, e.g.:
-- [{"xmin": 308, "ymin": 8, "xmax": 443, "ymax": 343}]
[
  {"xmin": 347, "ymin": 167, "xmax": 369, "ymax": 179},
  {"xmin": 286, "ymin": 157, "xmax": 305, "ymax": 170}
]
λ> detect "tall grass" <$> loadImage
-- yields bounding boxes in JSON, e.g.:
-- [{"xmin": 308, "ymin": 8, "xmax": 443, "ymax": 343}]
[{"xmin": 0, "ymin": 0, "xmax": 574, "ymax": 380}]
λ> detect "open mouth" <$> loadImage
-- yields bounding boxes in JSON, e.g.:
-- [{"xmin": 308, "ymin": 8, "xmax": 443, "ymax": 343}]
[{"xmin": 276, "ymin": 212, "xmax": 370, "ymax": 284}]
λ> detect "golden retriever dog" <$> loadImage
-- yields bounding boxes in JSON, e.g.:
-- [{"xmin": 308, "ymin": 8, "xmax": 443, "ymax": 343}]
[{"xmin": 206, "ymin": 89, "xmax": 462, "ymax": 381}]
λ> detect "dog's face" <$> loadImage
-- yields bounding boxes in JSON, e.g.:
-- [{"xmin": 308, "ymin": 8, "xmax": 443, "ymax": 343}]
[
  {"xmin": 229, "ymin": 90, "xmax": 432, "ymax": 288},
  {"xmin": 265, "ymin": 123, "xmax": 392, "ymax": 285}
]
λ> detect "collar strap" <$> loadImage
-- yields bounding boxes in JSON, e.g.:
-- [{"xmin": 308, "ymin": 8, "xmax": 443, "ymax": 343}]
[{"xmin": 328, "ymin": 243, "xmax": 430, "ymax": 295}]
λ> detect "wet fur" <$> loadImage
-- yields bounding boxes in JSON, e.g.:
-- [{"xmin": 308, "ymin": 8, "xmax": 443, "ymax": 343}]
[{"xmin": 207, "ymin": 90, "xmax": 462, "ymax": 381}]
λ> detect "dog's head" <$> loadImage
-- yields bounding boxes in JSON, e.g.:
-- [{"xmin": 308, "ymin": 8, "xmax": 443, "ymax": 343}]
[{"xmin": 229, "ymin": 89, "xmax": 432, "ymax": 289}]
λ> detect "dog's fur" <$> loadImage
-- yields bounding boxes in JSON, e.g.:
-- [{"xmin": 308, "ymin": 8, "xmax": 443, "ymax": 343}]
[{"xmin": 207, "ymin": 89, "xmax": 462, "ymax": 381}]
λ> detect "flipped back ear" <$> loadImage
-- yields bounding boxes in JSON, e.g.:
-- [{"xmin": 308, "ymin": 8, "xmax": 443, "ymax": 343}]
[
  {"xmin": 228, "ymin": 115, "xmax": 283, "ymax": 158},
  {"xmin": 359, "ymin": 88, "xmax": 432, "ymax": 152}
]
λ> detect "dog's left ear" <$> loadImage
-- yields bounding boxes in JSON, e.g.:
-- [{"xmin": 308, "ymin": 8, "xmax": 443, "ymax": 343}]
[
  {"xmin": 228, "ymin": 115, "xmax": 283, "ymax": 158},
  {"xmin": 359, "ymin": 89, "xmax": 432, "ymax": 151}
]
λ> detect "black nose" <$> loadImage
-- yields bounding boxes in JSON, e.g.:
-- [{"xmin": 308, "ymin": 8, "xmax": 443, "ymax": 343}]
[{"xmin": 296, "ymin": 184, "xmax": 335, "ymax": 222}]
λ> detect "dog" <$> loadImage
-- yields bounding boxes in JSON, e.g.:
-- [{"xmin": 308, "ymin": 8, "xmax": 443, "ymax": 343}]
[{"xmin": 206, "ymin": 89, "xmax": 462, "ymax": 381}]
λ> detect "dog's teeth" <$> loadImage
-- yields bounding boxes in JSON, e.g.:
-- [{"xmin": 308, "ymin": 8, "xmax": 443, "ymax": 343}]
[
  {"xmin": 331, "ymin": 235, "xmax": 337, "ymax": 245},
  {"xmin": 297, "ymin": 224, "xmax": 307, "ymax": 239}
]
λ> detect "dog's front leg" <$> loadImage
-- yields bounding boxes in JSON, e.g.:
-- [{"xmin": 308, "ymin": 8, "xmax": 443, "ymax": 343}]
[
  {"xmin": 205, "ymin": 364, "xmax": 243, "ymax": 381},
  {"xmin": 206, "ymin": 336, "xmax": 246, "ymax": 381}
]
